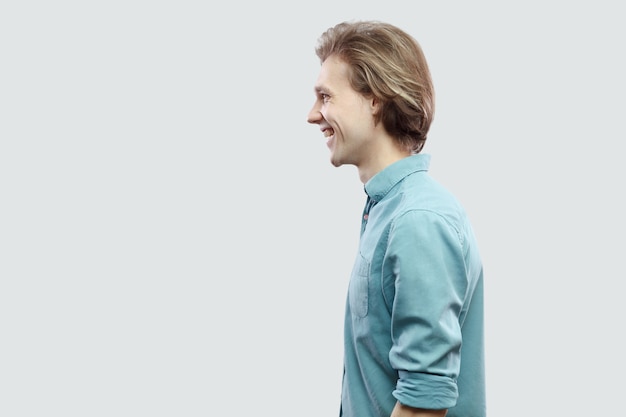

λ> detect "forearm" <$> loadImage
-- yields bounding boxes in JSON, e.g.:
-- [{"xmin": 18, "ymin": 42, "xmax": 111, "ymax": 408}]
[{"xmin": 390, "ymin": 401, "xmax": 447, "ymax": 417}]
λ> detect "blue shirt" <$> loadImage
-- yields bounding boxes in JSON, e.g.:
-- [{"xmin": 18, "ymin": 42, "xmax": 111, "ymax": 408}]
[{"xmin": 341, "ymin": 154, "xmax": 486, "ymax": 417}]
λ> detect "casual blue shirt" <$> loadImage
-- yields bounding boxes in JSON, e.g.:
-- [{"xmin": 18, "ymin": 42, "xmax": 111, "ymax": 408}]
[{"xmin": 340, "ymin": 154, "xmax": 486, "ymax": 417}]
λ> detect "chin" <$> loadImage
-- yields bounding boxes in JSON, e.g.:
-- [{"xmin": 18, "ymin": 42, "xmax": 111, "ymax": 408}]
[{"xmin": 329, "ymin": 152, "xmax": 343, "ymax": 167}]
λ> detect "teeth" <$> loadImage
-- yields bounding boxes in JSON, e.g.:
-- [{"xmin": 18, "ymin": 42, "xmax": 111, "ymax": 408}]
[{"xmin": 324, "ymin": 129, "xmax": 334, "ymax": 137}]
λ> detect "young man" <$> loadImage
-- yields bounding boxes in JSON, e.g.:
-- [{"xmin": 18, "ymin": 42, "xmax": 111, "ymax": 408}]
[{"xmin": 307, "ymin": 21, "xmax": 486, "ymax": 417}]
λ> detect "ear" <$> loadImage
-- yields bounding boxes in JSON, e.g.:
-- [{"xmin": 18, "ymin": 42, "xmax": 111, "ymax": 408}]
[{"xmin": 370, "ymin": 96, "xmax": 381, "ymax": 117}]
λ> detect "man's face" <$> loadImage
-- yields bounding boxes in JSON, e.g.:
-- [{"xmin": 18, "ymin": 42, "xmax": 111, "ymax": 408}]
[{"xmin": 307, "ymin": 55, "xmax": 377, "ymax": 168}]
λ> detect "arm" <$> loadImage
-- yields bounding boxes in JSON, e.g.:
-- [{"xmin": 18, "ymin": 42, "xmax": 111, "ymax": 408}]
[
  {"xmin": 386, "ymin": 210, "xmax": 466, "ymax": 409},
  {"xmin": 391, "ymin": 401, "xmax": 447, "ymax": 417}
]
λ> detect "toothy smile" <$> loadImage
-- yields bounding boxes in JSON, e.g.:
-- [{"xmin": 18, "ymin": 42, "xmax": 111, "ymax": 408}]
[{"xmin": 323, "ymin": 128, "xmax": 334, "ymax": 138}]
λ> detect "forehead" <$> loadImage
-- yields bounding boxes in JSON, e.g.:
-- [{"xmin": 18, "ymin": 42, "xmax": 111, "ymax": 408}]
[{"xmin": 314, "ymin": 55, "xmax": 352, "ymax": 93}]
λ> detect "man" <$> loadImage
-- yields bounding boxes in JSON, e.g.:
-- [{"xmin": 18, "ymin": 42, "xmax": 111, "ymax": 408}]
[{"xmin": 307, "ymin": 21, "xmax": 486, "ymax": 417}]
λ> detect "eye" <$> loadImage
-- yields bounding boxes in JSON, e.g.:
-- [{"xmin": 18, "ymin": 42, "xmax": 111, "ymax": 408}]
[{"xmin": 315, "ymin": 88, "xmax": 331, "ymax": 103}]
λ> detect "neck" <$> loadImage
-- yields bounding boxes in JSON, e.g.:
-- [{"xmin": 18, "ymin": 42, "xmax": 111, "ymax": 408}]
[{"xmin": 358, "ymin": 143, "xmax": 411, "ymax": 184}]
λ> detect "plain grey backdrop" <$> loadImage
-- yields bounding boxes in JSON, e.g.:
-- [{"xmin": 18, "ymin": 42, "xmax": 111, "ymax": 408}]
[{"xmin": 2, "ymin": 1, "xmax": 625, "ymax": 415}]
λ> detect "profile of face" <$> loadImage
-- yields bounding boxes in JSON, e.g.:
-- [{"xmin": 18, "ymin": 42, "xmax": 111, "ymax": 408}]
[{"xmin": 307, "ymin": 55, "xmax": 378, "ymax": 168}]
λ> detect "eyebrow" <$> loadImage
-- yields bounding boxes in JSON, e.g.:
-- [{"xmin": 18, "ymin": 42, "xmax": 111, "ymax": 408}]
[{"xmin": 314, "ymin": 85, "xmax": 330, "ymax": 95}]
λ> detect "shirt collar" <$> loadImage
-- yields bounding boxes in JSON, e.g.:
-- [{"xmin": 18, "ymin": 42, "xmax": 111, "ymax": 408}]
[{"xmin": 363, "ymin": 153, "xmax": 431, "ymax": 201}]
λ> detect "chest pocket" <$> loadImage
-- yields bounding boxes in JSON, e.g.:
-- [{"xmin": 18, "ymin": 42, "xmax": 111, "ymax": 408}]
[{"xmin": 349, "ymin": 253, "xmax": 370, "ymax": 318}]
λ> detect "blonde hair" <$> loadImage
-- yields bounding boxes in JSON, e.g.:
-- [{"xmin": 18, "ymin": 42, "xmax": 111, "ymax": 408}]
[{"xmin": 315, "ymin": 20, "xmax": 435, "ymax": 153}]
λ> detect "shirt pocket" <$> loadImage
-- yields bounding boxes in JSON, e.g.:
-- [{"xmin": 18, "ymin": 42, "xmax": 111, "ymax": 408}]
[{"xmin": 349, "ymin": 253, "xmax": 370, "ymax": 318}]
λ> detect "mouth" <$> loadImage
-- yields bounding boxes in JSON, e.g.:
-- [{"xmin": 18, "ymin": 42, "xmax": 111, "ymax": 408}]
[
  {"xmin": 323, "ymin": 128, "xmax": 335, "ymax": 147},
  {"xmin": 323, "ymin": 128, "xmax": 334, "ymax": 138}
]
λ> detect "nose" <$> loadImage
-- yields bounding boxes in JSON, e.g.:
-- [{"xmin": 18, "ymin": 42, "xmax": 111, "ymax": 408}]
[{"xmin": 307, "ymin": 103, "xmax": 322, "ymax": 124}]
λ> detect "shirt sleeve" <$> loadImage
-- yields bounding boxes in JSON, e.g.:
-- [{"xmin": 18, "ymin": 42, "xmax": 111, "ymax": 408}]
[{"xmin": 385, "ymin": 209, "xmax": 468, "ymax": 410}]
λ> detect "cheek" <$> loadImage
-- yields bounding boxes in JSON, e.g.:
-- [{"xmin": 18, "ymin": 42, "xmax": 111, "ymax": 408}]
[{"xmin": 321, "ymin": 105, "xmax": 333, "ymax": 120}]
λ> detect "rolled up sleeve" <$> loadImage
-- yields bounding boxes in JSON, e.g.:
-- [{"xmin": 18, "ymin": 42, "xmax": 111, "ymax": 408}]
[{"xmin": 386, "ymin": 209, "xmax": 468, "ymax": 409}]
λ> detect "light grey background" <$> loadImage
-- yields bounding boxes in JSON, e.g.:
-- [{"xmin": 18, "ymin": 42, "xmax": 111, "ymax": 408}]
[{"xmin": 2, "ymin": 1, "xmax": 624, "ymax": 416}]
